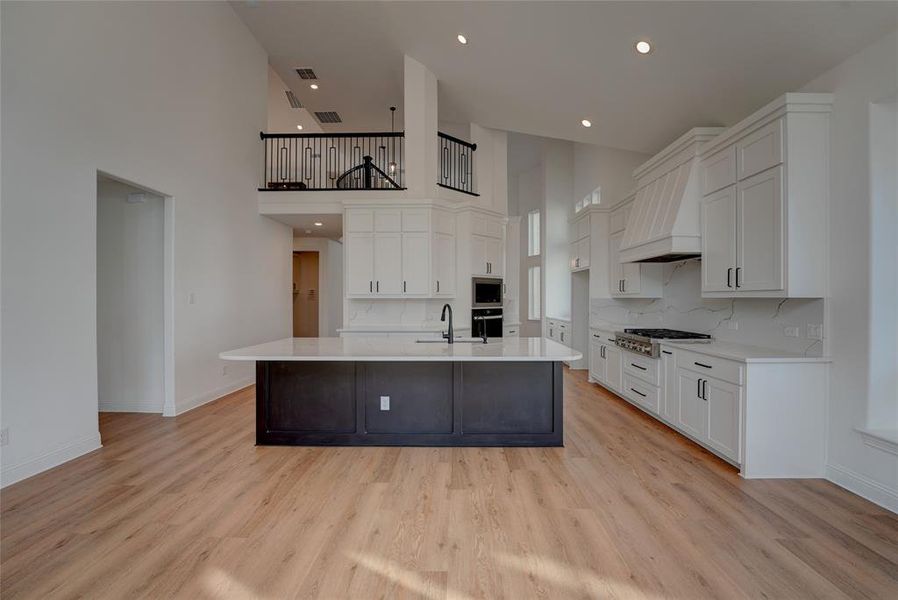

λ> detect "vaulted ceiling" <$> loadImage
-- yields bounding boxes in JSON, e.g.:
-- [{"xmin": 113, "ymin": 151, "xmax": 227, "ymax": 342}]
[{"xmin": 231, "ymin": 1, "xmax": 898, "ymax": 154}]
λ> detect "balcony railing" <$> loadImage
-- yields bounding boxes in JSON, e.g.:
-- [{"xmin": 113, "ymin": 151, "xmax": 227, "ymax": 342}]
[
  {"xmin": 438, "ymin": 131, "xmax": 479, "ymax": 196},
  {"xmin": 260, "ymin": 131, "xmax": 404, "ymax": 191}
]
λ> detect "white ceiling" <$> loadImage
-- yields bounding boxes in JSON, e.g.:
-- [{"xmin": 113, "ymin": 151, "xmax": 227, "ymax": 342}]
[
  {"xmin": 282, "ymin": 213, "xmax": 343, "ymax": 239},
  {"xmin": 231, "ymin": 1, "xmax": 898, "ymax": 154}
]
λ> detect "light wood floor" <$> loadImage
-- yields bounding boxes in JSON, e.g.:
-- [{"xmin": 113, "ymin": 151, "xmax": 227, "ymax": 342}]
[{"xmin": 2, "ymin": 368, "xmax": 897, "ymax": 599}]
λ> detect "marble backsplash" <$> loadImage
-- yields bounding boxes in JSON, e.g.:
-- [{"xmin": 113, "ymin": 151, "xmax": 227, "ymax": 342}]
[
  {"xmin": 345, "ymin": 299, "xmax": 468, "ymax": 331},
  {"xmin": 590, "ymin": 260, "xmax": 825, "ymax": 356}
]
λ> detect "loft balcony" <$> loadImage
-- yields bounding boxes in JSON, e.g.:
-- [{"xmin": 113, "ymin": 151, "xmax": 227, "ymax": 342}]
[{"xmin": 259, "ymin": 130, "xmax": 478, "ymax": 196}]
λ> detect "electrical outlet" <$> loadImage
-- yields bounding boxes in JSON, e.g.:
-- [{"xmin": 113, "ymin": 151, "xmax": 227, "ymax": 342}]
[
  {"xmin": 807, "ymin": 324, "xmax": 824, "ymax": 340},
  {"xmin": 783, "ymin": 326, "xmax": 800, "ymax": 338},
  {"xmin": 380, "ymin": 396, "xmax": 390, "ymax": 411},
  {"xmin": 188, "ymin": 292, "xmax": 196, "ymax": 305},
  {"xmin": 726, "ymin": 320, "xmax": 739, "ymax": 330},
  {"xmin": 0, "ymin": 427, "xmax": 9, "ymax": 447}
]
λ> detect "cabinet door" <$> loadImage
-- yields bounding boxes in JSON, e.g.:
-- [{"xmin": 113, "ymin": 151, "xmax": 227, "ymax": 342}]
[
  {"xmin": 577, "ymin": 238, "xmax": 590, "ymax": 269},
  {"xmin": 432, "ymin": 232, "xmax": 456, "ymax": 296},
  {"xmin": 604, "ymin": 345, "xmax": 622, "ymax": 392},
  {"xmin": 608, "ymin": 231, "xmax": 624, "ymax": 295},
  {"xmin": 373, "ymin": 233, "xmax": 402, "ymax": 294},
  {"xmin": 485, "ymin": 237, "xmax": 504, "ymax": 276},
  {"xmin": 401, "ymin": 233, "xmax": 430, "ymax": 296},
  {"xmin": 661, "ymin": 350, "xmax": 678, "ymax": 423},
  {"xmin": 346, "ymin": 233, "xmax": 375, "ymax": 296},
  {"xmin": 589, "ymin": 341, "xmax": 605, "ymax": 383},
  {"xmin": 737, "ymin": 166, "xmax": 784, "ymax": 292},
  {"xmin": 621, "ymin": 261, "xmax": 641, "ymax": 294},
  {"xmin": 677, "ymin": 369, "xmax": 708, "ymax": 440},
  {"xmin": 706, "ymin": 377, "xmax": 742, "ymax": 462},
  {"xmin": 702, "ymin": 186, "xmax": 738, "ymax": 292},
  {"xmin": 471, "ymin": 235, "xmax": 488, "ymax": 276}
]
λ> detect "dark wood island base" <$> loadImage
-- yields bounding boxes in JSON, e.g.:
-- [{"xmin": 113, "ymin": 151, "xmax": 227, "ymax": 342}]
[{"xmin": 255, "ymin": 360, "xmax": 563, "ymax": 446}]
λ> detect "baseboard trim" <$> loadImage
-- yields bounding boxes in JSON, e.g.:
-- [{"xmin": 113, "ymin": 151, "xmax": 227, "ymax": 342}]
[
  {"xmin": 1, "ymin": 431, "xmax": 102, "ymax": 488},
  {"xmin": 99, "ymin": 401, "xmax": 163, "ymax": 414},
  {"xmin": 827, "ymin": 463, "xmax": 898, "ymax": 513},
  {"xmin": 168, "ymin": 376, "xmax": 254, "ymax": 417}
]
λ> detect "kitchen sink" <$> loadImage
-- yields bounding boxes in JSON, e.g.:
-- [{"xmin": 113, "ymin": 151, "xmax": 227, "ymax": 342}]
[{"xmin": 415, "ymin": 337, "xmax": 489, "ymax": 344}]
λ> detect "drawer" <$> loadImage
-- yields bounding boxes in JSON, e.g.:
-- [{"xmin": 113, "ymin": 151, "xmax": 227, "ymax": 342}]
[
  {"xmin": 623, "ymin": 352, "xmax": 660, "ymax": 386},
  {"xmin": 623, "ymin": 374, "xmax": 660, "ymax": 414},
  {"xmin": 701, "ymin": 145, "xmax": 736, "ymax": 195},
  {"xmin": 676, "ymin": 348, "xmax": 744, "ymax": 385},
  {"xmin": 737, "ymin": 118, "xmax": 783, "ymax": 180},
  {"xmin": 590, "ymin": 329, "xmax": 617, "ymax": 344}
]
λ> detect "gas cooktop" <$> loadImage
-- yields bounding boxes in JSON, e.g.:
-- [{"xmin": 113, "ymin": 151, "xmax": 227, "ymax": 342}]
[{"xmin": 614, "ymin": 328, "xmax": 712, "ymax": 358}]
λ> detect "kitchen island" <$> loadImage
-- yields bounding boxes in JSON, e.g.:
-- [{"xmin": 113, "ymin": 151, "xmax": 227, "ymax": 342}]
[{"xmin": 220, "ymin": 337, "xmax": 581, "ymax": 447}]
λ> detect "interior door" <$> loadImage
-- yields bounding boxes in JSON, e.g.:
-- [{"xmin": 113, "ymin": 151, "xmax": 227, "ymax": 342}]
[
  {"xmin": 373, "ymin": 232, "xmax": 402, "ymax": 294},
  {"xmin": 401, "ymin": 232, "xmax": 429, "ymax": 295},
  {"xmin": 702, "ymin": 185, "xmax": 738, "ymax": 292},
  {"xmin": 677, "ymin": 369, "xmax": 708, "ymax": 440},
  {"xmin": 706, "ymin": 377, "xmax": 742, "ymax": 462},
  {"xmin": 346, "ymin": 233, "xmax": 374, "ymax": 296},
  {"xmin": 292, "ymin": 252, "xmax": 319, "ymax": 337},
  {"xmin": 604, "ymin": 345, "xmax": 622, "ymax": 391},
  {"xmin": 737, "ymin": 166, "xmax": 784, "ymax": 292}
]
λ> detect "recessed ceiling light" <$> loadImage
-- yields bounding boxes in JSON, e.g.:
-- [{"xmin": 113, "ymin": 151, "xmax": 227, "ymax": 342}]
[
  {"xmin": 296, "ymin": 125, "xmax": 303, "ymax": 130},
  {"xmin": 581, "ymin": 119, "xmax": 592, "ymax": 128},
  {"xmin": 457, "ymin": 34, "xmax": 467, "ymax": 45},
  {"xmin": 635, "ymin": 40, "xmax": 652, "ymax": 55},
  {"xmin": 310, "ymin": 83, "xmax": 319, "ymax": 90},
  {"xmin": 314, "ymin": 222, "xmax": 323, "ymax": 227}
]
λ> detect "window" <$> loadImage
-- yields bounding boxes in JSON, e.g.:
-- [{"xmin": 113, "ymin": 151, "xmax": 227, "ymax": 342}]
[
  {"xmin": 528, "ymin": 265, "xmax": 541, "ymax": 320},
  {"xmin": 527, "ymin": 210, "xmax": 540, "ymax": 256},
  {"xmin": 575, "ymin": 187, "xmax": 601, "ymax": 213}
]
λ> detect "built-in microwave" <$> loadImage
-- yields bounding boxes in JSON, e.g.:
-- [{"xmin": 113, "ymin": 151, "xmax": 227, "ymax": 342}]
[{"xmin": 472, "ymin": 277, "xmax": 503, "ymax": 308}]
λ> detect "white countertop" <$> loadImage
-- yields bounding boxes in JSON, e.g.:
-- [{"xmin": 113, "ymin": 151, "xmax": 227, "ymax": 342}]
[
  {"xmin": 221, "ymin": 337, "xmax": 582, "ymax": 362},
  {"xmin": 659, "ymin": 340, "xmax": 830, "ymax": 363}
]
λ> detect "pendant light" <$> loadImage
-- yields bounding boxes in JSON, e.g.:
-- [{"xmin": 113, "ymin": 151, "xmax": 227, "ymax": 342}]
[{"xmin": 388, "ymin": 106, "xmax": 397, "ymax": 175}]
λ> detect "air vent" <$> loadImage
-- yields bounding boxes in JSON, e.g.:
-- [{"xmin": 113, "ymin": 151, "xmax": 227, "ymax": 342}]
[
  {"xmin": 285, "ymin": 90, "xmax": 302, "ymax": 109},
  {"xmin": 295, "ymin": 68, "xmax": 318, "ymax": 80},
  {"xmin": 315, "ymin": 111, "xmax": 342, "ymax": 124}
]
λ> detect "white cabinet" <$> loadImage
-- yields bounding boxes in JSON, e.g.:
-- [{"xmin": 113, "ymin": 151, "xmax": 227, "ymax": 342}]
[
  {"xmin": 589, "ymin": 339, "xmax": 605, "ymax": 383},
  {"xmin": 701, "ymin": 186, "xmax": 738, "ymax": 292},
  {"xmin": 700, "ymin": 95, "xmax": 831, "ymax": 298},
  {"xmin": 373, "ymin": 233, "xmax": 403, "ymax": 294},
  {"xmin": 401, "ymin": 232, "xmax": 430, "ymax": 295},
  {"xmin": 503, "ymin": 324, "xmax": 519, "ymax": 338},
  {"xmin": 660, "ymin": 349, "xmax": 678, "ymax": 424},
  {"xmin": 705, "ymin": 377, "xmax": 742, "ymax": 462},
  {"xmin": 432, "ymin": 232, "xmax": 455, "ymax": 297},
  {"xmin": 471, "ymin": 216, "xmax": 504, "ymax": 277},
  {"xmin": 604, "ymin": 345, "xmax": 622, "ymax": 392},
  {"xmin": 569, "ymin": 237, "xmax": 590, "ymax": 271},
  {"xmin": 609, "ymin": 231, "xmax": 661, "ymax": 297},
  {"xmin": 677, "ymin": 369, "xmax": 709, "ymax": 440},
  {"xmin": 588, "ymin": 330, "xmax": 622, "ymax": 393},
  {"xmin": 345, "ymin": 207, "xmax": 456, "ymax": 298}
]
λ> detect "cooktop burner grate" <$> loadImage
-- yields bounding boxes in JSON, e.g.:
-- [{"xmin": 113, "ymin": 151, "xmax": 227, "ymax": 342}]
[{"xmin": 623, "ymin": 328, "xmax": 712, "ymax": 340}]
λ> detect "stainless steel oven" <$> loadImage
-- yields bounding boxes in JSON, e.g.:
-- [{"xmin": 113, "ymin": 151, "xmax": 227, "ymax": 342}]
[{"xmin": 472, "ymin": 277, "xmax": 503, "ymax": 308}]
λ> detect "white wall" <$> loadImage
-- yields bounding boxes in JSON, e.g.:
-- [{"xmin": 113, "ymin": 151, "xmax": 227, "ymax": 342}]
[
  {"xmin": 543, "ymin": 139, "xmax": 574, "ymax": 321},
  {"xmin": 97, "ymin": 178, "xmax": 165, "ymax": 413},
  {"xmin": 1, "ymin": 2, "xmax": 292, "ymax": 486},
  {"xmin": 293, "ymin": 237, "xmax": 343, "ymax": 336},
  {"xmin": 799, "ymin": 30, "xmax": 898, "ymax": 511},
  {"xmin": 573, "ymin": 143, "xmax": 650, "ymax": 209}
]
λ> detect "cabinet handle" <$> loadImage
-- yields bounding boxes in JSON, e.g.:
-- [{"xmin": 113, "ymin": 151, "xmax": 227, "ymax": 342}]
[
  {"xmin": 694, "ymin": 361, "xmax": 712, "ymax": 369},
  {"xmin": 593, "ymin": 334, "xmax": 600, "ymax": 339},
  {"xmin": 630, "ymin": 388, "xmax": 647, "ymax": 398},
  {"xmin": 697, "ymin": 378, "xmax": 702, "ymax": 398},
  {"xmin": 622, "ymin": 279, "xmax": 626, "ymax": 293},
  {"xmin": 376, "ymin": 281, "xmax": 379, "ymax": 293},
  {"xmin": 661, "ymin": 350, "xmax": 672, "ymax": 355},
  {"xmin": 370, "ymin": 281, "xmax": 373, "ymax": 293},
  {"xmin": 702, "ymin": 379, "xmax": 708, "ymax": 401},
  {"xmin": 436, "ymin": 280, "xmax": 440, "ymax": 293},
  {"xmin": 736, "ymin": 267, "xmax": 742, "ymax": 288},
  {"xmin": 727, "ymin": 268, "xmax": 733, "ymax": 288},
  {"xmin": 403, "ymin": 281, "xmax": 407, "ymax": 293},
  {"xmin": 630, "ymin": 363, "xmax": 647, "ymax": 371},
  {"xmin": 561, "ymin": 332, "xmax": 564, "ymax": 342},
  {"xmin": 601, "ymin": 345, "xmax": 605, "ymax": 358}
]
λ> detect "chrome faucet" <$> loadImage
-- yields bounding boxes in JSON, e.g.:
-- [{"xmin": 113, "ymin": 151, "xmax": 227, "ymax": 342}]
[{"xmin": 441, "ymin": 304, "xmax": 454, "ymax": 343}]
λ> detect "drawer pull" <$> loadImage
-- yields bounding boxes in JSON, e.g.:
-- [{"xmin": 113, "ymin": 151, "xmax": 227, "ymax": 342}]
[
  {"xmin": 694, "ymin": 362, "xmax": 713, "ymax": 369},
  {"xmin": 630, "ymin": 363, "xmax": 647, "ymax": 371},
  {"xmin": 661, "ymin": 350, "xmax": 672, "ymax": 355},
  {"xmin": 630, "ymin": 388, "xmax": 647, "ymax": 398}
]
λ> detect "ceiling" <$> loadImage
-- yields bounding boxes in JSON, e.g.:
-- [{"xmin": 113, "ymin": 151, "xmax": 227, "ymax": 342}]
[
  {"xmin": 282, "ymin": 214, "xmax": 343, "ymax": 239},
  {"xmin": 231, "ymin": 1, "xmax": 898, "ymax": 154}
]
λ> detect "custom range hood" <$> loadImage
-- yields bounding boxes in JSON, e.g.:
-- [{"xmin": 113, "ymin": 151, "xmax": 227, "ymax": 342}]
[{"xmin": 619, "ymin": 127, "xmax": 724, "ymax": 263}]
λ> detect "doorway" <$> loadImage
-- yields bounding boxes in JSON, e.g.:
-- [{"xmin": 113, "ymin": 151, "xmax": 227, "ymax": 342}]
[
  {"xmin": 293, "ymin": 251, "xmax": 320, "ymax": 337},
  {"xmin": 96, "ymin": 173, "xmax": 168, "ymax": 414}
]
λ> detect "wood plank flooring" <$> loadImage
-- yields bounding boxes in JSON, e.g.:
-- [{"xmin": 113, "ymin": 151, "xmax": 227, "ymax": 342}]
[{"xmin": 2, "ymin": 367, "xmax": 896, "ymax": 599}]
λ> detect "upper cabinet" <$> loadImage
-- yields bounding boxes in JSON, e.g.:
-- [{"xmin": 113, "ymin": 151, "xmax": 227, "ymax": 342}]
[
  {"xmin": 569, "ymin": 214, "xmax": 590, "ymax": 271},
  {"xmin": 345, "ymin": 207, "xmax": 457, "ymax": 298},
  {"xmin": 608, "ymin": 196, "xmax": 663, "ymax": 298},
  {"xmin": 699, "ymin": 93, "xmax": 832, "ymax": 298},
  {"xmin": 470, "ymin": 215, "xmax": 504, "ymax": 277}
]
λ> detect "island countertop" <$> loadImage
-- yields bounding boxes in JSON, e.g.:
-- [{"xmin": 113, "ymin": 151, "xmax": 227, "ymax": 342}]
[{"xmin": 220, "ymin": 336, "xmax": 582, "ymax": 362}]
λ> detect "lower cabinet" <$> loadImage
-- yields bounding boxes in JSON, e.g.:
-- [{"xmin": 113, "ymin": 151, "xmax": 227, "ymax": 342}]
[
  {"xmin": 588, "ymin": 330, "xmax": 622, "ymax": 393},
  {"xmin": 677, "ymin": 368, "xmax": 709, "ymax": 440},
  {"xmin": 660, "ymin": 349, "xmax": 678, "ymax": 423},
  {"xmin": 705, "ymin": 376, "xmax": 742, "ymax": 462}
]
